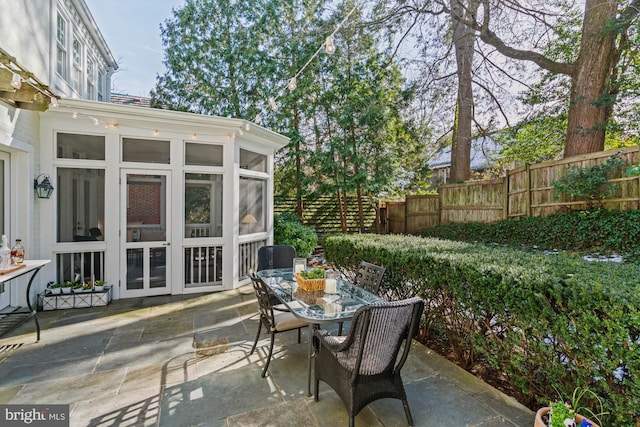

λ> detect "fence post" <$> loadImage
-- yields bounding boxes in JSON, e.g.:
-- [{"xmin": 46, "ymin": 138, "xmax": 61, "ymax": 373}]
[
  {"xmin": 526, "ymin": 163, "xmax": 532, "ymax": 217},
  {"xmin": 503, "ymin": 174, "xmax": 509, "ymax": 220}
]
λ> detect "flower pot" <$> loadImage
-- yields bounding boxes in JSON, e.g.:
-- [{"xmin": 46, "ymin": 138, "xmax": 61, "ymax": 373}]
[
  {"xmin": 534, "ymin": 407, "xmax": 600, "ymax": 427},
  {"xmin": 49, "ymin": 287, "xmax": 61, "ymax": 295},
  {"xmin": 61, "ymin": 287, "xmax": 72, "ymax": 294},
  {"xmin": 94, "ymin": 285, "xmax": 105, "ymax": 292}
]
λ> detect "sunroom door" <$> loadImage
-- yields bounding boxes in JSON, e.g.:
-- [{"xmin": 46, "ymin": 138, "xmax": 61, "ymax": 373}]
[{"xmin": 121, "ymin": 169, "xmax": 171, "ymax": 297}]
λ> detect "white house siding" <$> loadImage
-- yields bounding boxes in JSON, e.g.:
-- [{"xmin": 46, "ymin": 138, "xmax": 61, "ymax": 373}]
[{"xmin": 0, "ymin": 0, "xmax": 51, "ymax": 84}]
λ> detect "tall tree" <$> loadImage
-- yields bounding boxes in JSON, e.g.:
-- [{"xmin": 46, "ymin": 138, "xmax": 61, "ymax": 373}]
[
  {"xmin": 475, "ymin": 0, "xmax": 640, "ymax": 158},
  {"xmin": 450, "ymin": 0, "xmax": 481, "ymax": 181}
]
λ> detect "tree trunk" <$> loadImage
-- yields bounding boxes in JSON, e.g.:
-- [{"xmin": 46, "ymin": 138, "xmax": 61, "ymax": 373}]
[
  {"xmin": 563, "ymin": 0, "xmax": 618, "ymax": 158},
  {"xmin": 450, "ymin": 0, "xmax": 478, "ymax": 181}
]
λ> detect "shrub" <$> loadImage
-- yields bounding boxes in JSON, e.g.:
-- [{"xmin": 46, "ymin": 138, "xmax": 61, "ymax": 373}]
[
  {"xmin": 324, "ymin": 233, "xmax": 640, "ymax": 426},
  {"xmin": 273, "ymin": 212, "xmax": 318, "ymax": 258},
  {"xmin": 420, "ymin": 209, "xmax": 640, "ymax": 261}
]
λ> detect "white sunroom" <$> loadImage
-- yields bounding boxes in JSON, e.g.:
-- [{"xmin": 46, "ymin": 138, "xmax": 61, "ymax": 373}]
[{"xmin": 36, "ymin": 98, "xmax": 288, "ymax": 300}]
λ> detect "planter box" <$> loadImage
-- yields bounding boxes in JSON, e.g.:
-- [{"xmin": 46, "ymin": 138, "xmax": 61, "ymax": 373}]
[{"xmin": 38, "ymin": 286, "xmax": 112, "ymax": 311}]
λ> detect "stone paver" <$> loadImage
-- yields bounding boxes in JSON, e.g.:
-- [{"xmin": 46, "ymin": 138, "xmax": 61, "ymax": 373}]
[{"xmin": 0, "ymin": 287, "xmax": 534, "ymax": 426}]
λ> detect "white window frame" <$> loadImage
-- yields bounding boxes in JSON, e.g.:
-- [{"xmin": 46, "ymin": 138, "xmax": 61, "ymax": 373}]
[
  {"xmin": 56, "ymin": 13, "xmax": 68, "ymax": 80},
  {"xmin": 72, "ymin": 35, "xmax": 83, "ymax": 94},
  {"xmin": 86, "ymin": 57, "xmax": 95, "ymax": 100},
  {"xmin": 97, "ymin": 70, "xmax": 105, "ymax": 101}
]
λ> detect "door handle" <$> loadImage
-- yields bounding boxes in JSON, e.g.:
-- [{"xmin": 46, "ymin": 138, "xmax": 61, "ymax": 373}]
[{"xmin": 163, "ymin": 242, "xmax": 171, "ymax": 246}]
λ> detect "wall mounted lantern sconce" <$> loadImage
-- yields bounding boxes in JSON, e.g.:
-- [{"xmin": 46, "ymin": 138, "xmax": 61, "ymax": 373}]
[{"xmin": 34, "ymin": 173, "xmax": 54, "ymax": 199}]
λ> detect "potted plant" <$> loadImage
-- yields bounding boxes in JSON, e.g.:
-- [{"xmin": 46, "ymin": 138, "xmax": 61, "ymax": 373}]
[
  {"xmin": 94, "ymin": 280, "xmax": 106, "ymax": 292},
  {"xmin": 61, "ymin": 281, "xmax": 74, "ymax": 294},
  {"xmin": 534, "ymin": 387, "xmax": 607, "ymax": 427},
  {"xmin": 47, "ymin": 281, "xmax": 62, "ymax": 295},
  {"xmin": 80, "ymin": 282, "xmax": 92, "ymax": 292}
]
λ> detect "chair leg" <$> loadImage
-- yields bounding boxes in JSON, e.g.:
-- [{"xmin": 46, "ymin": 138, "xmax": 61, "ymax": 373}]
[
  {"xmin": 349, "ymin": 415, "xmax": 355, "ymax": 427},
  {"xmin": 250, "ymin": 320, "xmax": 262, "ymax": 355},
  {"xmin": 261, "ymin": 332, "xmax": 276, "ymax": 378},
  {"xmin": 297, "ymin": 327, "xmax": 301, "ymax": 343},
  {"xmin": 338, "ymin": 321, "xmax": 343, "ymax": 335},
  {"xmin": 402, "ymin": 398, "xmax": 414, "ymax": 426},
  {"xmin": 314, "ymin": 377, "xmax": 319, "ymax": 401}
]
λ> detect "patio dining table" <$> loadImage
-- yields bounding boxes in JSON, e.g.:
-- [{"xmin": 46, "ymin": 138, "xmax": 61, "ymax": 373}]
[{"xmin": 257, "ymin": 268, "xmax": 383, "ymax": 396}]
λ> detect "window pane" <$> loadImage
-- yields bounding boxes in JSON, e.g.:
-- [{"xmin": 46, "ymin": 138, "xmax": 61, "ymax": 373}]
[
  {"xmin": 126, "ymin": 174, "xmax": 167, "ymax": 242},
  {"xmin": 185, "ymin": 143, "xmax": 223, "ymax": 166},
  {"xmin": 185, "ymin": 174, "xmax": 223, "ymax": 238},
  {"xmin": 122, "ymin": 138, "xmax": 170, "ymax": 164},
  {"xmin": 239, "ymin": 177, "xmax": 265, "ymax": 235},
  {"xmin": 57, "ymin": 168, "xmax": 105, "ymax": 243},
  {"xmin": 57, "ymin": 133, "xmax": 105, "ymax": 160},
  {"xmin": 240, "ymin": 149, "xmax": 266, "ymax": 172}
]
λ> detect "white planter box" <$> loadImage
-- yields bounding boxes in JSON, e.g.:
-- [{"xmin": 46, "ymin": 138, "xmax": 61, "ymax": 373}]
[{"xmin": 38, "ymin": 286, "xmax": 112, "ymax": 311}]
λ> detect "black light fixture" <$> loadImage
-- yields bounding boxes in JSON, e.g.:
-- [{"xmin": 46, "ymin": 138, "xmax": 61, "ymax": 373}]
[{"xmin": 34, "ymin": 173, "xmax": 54, "ymax": 199}]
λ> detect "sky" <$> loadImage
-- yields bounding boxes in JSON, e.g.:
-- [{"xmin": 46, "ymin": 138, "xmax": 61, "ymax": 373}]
[{"xmin": 84, "ymin": 0, "xmax": 185, "ymax": 97}]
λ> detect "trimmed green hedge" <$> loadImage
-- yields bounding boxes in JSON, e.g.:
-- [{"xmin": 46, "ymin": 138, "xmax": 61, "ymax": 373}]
[
  {"xmin": 420, "ymin": 209, "xmax": 640, "ymax": 261},
  {"xmin": 324, "ymin": 233, "xmax": 640, "ymax": 426}
]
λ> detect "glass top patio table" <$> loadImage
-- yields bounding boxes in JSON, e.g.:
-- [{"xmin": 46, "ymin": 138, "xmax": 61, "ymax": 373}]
[
  {"xmin": 256, "ymin": 268, "xmax": 383, "ymax": 323},
  {"xmin": 256, "ymin": 268, "xmax": 384, "ymax": 395}
]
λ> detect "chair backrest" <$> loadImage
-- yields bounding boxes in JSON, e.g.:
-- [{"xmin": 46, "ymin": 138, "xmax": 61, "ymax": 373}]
[
  {"xmin": 257, "ymin": 245, "xmax": 296, "ymax": 271},
  {"xmin": 354, "ymin": 261, "xmax": 385, "ymax": 294},
  {"xmin": 340, "ymin": 297, "xmax": 424, "ymax": 377},
  {"xmin": 249, "ymin": 271, "xmax": 276, "ymax": 327}
]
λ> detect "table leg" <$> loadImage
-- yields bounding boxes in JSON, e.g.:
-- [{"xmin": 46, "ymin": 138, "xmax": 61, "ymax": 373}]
[
  {"xmin": 25, "ymin": 266, "xmax": 44, "ymax": 342},
  {"xmin": 307, "ymin": 323, "xmax": 319, "ymax": 397}
]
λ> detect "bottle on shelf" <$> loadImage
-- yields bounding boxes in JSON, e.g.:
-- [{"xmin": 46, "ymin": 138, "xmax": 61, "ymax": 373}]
[
  {"xmin": 11, "ymin": 239, "xmax": 24, "ymax": 264},
  {"xmin": 0, "ymin": 235, "xmax": 10, "ymax": 270}
]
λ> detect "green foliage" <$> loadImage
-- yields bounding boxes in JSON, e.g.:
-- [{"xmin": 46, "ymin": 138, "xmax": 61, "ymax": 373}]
[
  {"xmin": 299, "ymin": 268, "xmax": 324, "ymax": 279},
  {"xmin": 273, "ymin": 213, "xmax": 317, "ymax": 258},
  {"xmin": 553, "ymin": 153, "xmax": 625, "ymax": 205},
  {"xmin": 323, "ymin": 233, "xmax": 640, "ymax": 425},
  {"xmin": 420, "ymin": 209, "xmax": 640, "ymax": 261}
]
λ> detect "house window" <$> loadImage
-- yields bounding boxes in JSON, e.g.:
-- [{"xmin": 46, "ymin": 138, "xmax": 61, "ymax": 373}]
[
  {"xmin": 86, "ymin": 57, "xmax": 95, "ymax": 99},
  {"xmin": 184, "ymin": 173, "xmax": 223, "ymax": 238},
  {"xmin": 185, "ymin": 143, "xmax": 223, "ymax": 166},
  {"xmin": 57, "ymin": 133, "xmax": 105, "ymax": 160},
  {"xmin": 56, "ymin": 13, "xmax": 67, "ymax": 79},
  {"xmin": 122, "ymin": 138, "xmax": 170, "ymax": 164},
  {"xmin": 240, "ymin": 149, "xmax": 266, "ymax": 172},
  {"xmin": 57, "ymin": 168, "xmax": 105, "ymax": 243},
  {"xmin": 97, "ymin": 70, "xmax": 105, "ymax": 101},
  {"xmin": 239, "ymin": 177, "xmax": 265, "ymax": 235},
  {"xmin": 72, "ymin": 36, "xmax": 82, "ymax": 93}
]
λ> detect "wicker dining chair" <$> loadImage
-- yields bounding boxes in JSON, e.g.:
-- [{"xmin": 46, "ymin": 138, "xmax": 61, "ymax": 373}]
[
  {"xmin": 257, "ymin": 245, "xmax": 296, "ymax": 271},
  {"xmin": 313, "ymin": 297, "xmax": 425, "ymax": 427},
  {"xmin": 249, "ymin": 271, "xmax": 307, "ymax": 378},
  {"xmin": 257, "ymin": 245, "xmax": 296, "ymax": 309}
]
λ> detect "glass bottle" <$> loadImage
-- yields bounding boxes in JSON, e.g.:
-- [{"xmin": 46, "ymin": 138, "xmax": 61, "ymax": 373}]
[
  {"xmin": 0, "ymin": 235, "xmax": 10, "ymax": 270},
  {"xmin": 11, "ymin": 239, "xmax": 24, "ymax": 264}
]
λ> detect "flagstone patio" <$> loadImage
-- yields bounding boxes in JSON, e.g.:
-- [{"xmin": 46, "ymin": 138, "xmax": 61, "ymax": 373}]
[{"xmin": 0, "ymin": 287, "xmax": 533, "ymax": 426}]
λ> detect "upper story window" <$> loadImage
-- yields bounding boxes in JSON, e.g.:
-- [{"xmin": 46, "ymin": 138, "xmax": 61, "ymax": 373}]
[
  {"xmin": 86, "ymin": 57, "xmax": 95, "ymax": 100},
  {"xmin": 56, "ymin": 13, "xmax": 68, "ymax": 79},
  {"xmin": 72, "ymin": 36, "xmax": 82, "ymax": 93},
  {"xmin": 97, "ymin": 70, "xmax": 105, "ymax": 101}
]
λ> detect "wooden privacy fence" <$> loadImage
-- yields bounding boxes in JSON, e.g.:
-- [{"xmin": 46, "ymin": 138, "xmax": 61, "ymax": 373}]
[
  {"xmin": 385, "ymin": 146, "xmax": 640, "ymax": 234},
  {"xmin": 274, "ymin": 195, "xmax": 378, "ymax": 236}
]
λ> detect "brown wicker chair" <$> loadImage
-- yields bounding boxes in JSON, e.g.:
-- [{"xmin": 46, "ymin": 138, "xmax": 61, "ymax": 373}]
[
  {"xmin": 257, "ymin": 245, "xmax": 296, "ymax": 309},
  {"xmin": 313, "ymin": 297, "xmax": 424, "ymax": 427},
  {"xmin": 249, "ymin": 271, "xmax": 307, "ymax": 378}
]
